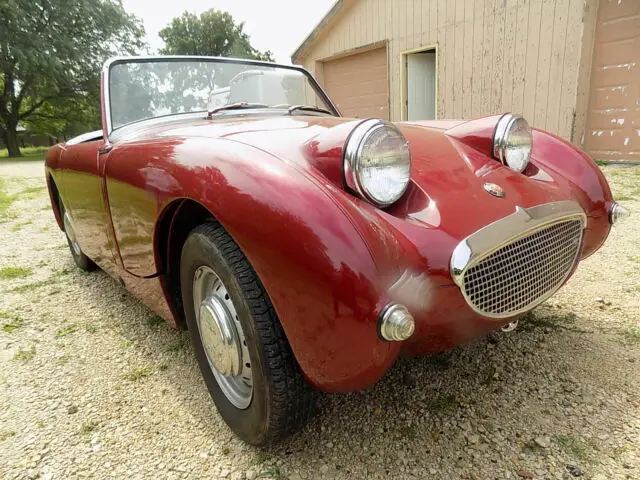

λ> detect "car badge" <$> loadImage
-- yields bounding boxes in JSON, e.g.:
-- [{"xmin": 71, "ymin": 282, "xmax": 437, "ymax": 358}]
[{"xmin": 484, "ymin": 182, "xmax": 505, "ymax": 198}]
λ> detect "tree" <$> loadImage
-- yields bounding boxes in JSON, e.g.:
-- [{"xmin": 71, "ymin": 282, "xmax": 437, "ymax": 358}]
[
  {"xmin": 159, "ymin": 10, "xmax": 274, "ymax": 62},
  {"xmin": 0, "ymin": 0, "xmax": 145, "ymax": 157}
]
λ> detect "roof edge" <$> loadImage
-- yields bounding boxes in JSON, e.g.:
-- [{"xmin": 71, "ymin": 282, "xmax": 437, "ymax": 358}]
[{"xmin": 291, "ymin": 0, "xmax": 353, "ymax": 64}]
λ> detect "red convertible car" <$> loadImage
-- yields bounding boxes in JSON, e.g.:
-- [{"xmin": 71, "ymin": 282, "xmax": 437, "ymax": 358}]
[{"xmin": 45, "ymin": 56, "xmax": 628, "ymax": 445}]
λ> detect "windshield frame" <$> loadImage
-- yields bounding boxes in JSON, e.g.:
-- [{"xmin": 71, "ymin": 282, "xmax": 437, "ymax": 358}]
[{"xmin": 101, "ymin": 55, "xmax": 340, "ymax": 140}]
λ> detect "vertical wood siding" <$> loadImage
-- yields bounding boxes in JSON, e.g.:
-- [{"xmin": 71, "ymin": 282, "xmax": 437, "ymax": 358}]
[{"xmin": 296, "ymin": 0, "xmax": 589, "ymax": 141}]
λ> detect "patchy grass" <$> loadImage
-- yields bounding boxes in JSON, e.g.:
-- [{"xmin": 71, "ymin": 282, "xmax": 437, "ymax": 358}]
[
  {"xmin": 79, "ymin": 421, "xmax": 100, "ymax": 435},
  {"xmin": 55, "ymin": 324, "xmax": 78, "ymax": 338},
  {"xmin": 13, "ymin": 345, "xmax": 36, "ymax": 362},
  {"xmin": 2, "ymin": 315, "xmax": 24, "ymax": 333},
  {"xmin": 19, "ymin": 185, "xmax": 46, "ymax": 199},
  {"xmin": 555, "ymin": 435, "xmax": 589, "ymax": 460},
  {"xmin": 10, "ymin": 219, "xmax": 33, "ymax": 232},
  {"xmin": 145, "ymin": 315, "xmax": 164, "ymax": 329},
  {"xmin": 0, "ymin": 266, "xmax": 32, "ymax": 280},
  {"xmin": 621, "ymin": 326, "xmax": 640, "ymax": 345},
  {"xmin": 0, "ymin": 430, "xmax": 16, "ymax": 441},
  {"xmin": 0, "ymin": 177, "xmax": 17, "ymax": 220},
  {"xmin": 123, "ymin": 365, "xmax": 154, "ymax": 381},
  {"xmin": 0, "ymin": 146, "xmax": 49, "ymax": 160},
  {"xmin": 425, "ymin": 394, "xmax": 458, "ymax": 413},
  {"xmin": 165, "ymin": 340, "xmax": 187, "ymax": 355}
]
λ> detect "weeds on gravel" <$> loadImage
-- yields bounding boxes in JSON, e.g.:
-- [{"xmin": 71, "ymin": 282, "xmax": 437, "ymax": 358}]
[
  {"xmin": 146, "ymin": 315, "xmax": 164, "ymax": 329},
  {"xmin": 0, "ymin": 430, "xmax": 16, "ymax": 442},
  {"xmin": 258, "ymin": 467, "xmax": 285, "ymax": 479},
  {"xmin": 2, "ymin": 315, "xmax": 23, "ymax": 333},
  {"xmin": 0, "ymin": 266, "xmax": 33, "ymax": 280},
  {"xmin": 55, "ymin": 324, "xmax": 78, "ymax": 338},
  {"xmin": 13, "ymin": 345, "xmax": 36, "ymax": 362},
  {"xmin": 80, "ymin": 421, "xmax": 100, "ymax": 435},
  {"xmin": 0, "ymin": 177, "xmax": 18, "ymax": 220},
  {"xmin": 555, "ymin": 435, "xmax": 589, "ymax": 461},
  {"xmin": 165, "ymin": 340, "xmax": 187, "ymax": 355},
  {"xmin": 621, "ymin": 326, "xmax": 640, "ymax": 345},
  {"xmin": 123, "ymin": 365, "xmax": 154, "ymax": 381},
  {"xmin": 425, "ymin": 394, "xmax": 457, "ymax": 413}
]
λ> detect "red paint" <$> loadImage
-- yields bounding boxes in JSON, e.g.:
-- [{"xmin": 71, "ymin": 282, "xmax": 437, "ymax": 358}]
[{"xmin": 45, "ymin": 111, "xmax": 614, "ymax": 393}]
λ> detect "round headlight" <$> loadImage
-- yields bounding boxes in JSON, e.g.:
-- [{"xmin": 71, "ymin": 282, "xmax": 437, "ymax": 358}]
[
  {"xmin": 493, "ymin": 114, "xmax": 532, "ymax": 173},
  {"xmin": 344, "ymin": 119, "xmax": 411, "ymax": 207}
]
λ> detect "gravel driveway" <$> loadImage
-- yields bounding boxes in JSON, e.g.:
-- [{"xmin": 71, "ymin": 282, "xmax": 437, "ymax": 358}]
[{"xmin": 1, "ymin": 160, "xmax": 638, "ymax": 480}]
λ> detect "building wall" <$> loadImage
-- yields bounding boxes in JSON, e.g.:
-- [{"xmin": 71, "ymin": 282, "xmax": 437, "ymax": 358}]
[{"xmin": 295, "ymin": 0, "xmax": 598, "ymax": 143}]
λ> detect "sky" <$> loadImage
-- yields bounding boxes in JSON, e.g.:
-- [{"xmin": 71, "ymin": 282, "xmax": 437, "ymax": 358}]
[{"xmin": 121, "ymin": 0, "xmax": 336, "ymax": 64}]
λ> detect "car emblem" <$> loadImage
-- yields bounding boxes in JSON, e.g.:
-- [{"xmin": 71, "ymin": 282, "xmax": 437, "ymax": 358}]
[{"xmin": 484, "ymin": 182, "xmax": 505, "ymax": 198}]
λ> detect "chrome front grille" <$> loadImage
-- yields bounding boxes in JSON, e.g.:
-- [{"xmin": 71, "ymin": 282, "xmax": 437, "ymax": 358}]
[{"xmin": 461, "ymin": 219, "xmax": 584, "ymax": 317}]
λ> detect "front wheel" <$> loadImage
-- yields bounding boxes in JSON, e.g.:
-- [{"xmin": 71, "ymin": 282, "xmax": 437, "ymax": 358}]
[
  {"xmin": 180, "ymin": 222, "xmax": 317, "ymax": 445},
  {"xmin": 60, "ymin": 204, "xmax": 96, "ymax": 271}
]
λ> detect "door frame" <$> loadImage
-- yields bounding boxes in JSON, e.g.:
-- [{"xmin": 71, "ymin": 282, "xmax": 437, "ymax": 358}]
[{"xmin": 401, "ymin": 44, "xmax": 439, "ymax": 121}]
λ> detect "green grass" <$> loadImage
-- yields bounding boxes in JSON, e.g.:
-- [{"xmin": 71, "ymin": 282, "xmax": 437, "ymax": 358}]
[
  {"xmin": 0, "ymin": 430, "xmax": 16, "ymax": 441},
  {"xmin": 425, "ymin": 394, "xmax": 458, "ymax": 413},
  {"xmin": 621, "ymin": 326, "xmax": 640, "ymax": 345},
  {"xmin": 0, "ymin": 146, "xmax": 49, "ymax": 160},
  {"xmin": 555, "ymin": 435, "xmax": 589, "ymax": 460},
  {"xmin": 123, "ymin": 365, "xmax": 154, "ymax": 381},
  {"xmin": 13, "ymin": 345, "xmax": 36, "ymax": 362},
  {"xmin": 0, "ymin": 177, "xmax": 17, "ymax": 220},
  {"xmin": 2, "ymin": 315, "xmax": 23, "ymax": 333},
  {"xmin": 145, "ymin": 315, "xmax": 164, "ymax": 329},
  {"xmin": 79, "ymin": 421, "xmax": 100, "ymax": 435},
  {"xmin": 55, "ymin": 324, "xmax": 78, "ymax": 338},
  {"xmin": 0, "ymin": 266, "xmax": 33, "ymax": 280}
]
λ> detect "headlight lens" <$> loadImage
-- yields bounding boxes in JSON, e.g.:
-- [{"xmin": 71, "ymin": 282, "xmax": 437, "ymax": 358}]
[
  {"xmin": 493, "ymin": 114, "xmax": 532, "ymax": 173},
  {"xmin": 344, "ymin": 120, "xmax": 411, "ymax": 207}
]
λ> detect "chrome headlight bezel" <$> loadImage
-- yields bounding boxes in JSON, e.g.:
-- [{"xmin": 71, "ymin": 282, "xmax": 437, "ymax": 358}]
[
  {"xmin": 492, "ymin": 113, "xmax": 533, "ymax": 173},
  {"xmin": 343, "ymin": 119, "xmax": 411, "ymax": 207}
]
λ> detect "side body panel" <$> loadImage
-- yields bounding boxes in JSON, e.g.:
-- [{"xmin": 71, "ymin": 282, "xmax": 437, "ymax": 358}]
[{"xmin": 54, "ymin": 140, "xmax": 119, "ymax": 273}]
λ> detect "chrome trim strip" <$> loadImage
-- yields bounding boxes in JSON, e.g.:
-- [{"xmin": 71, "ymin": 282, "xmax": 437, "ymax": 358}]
[
  {"xmin": 101, "ymin": 55, "xmax": 340, "ymax": 139},
  {"xmin": 450, "ymin": 200, "xmax": 587, "ymax": 318}
]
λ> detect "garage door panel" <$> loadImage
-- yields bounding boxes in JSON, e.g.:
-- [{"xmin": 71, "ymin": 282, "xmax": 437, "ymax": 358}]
[
  {"xmin": 583, "ymin": 0, "xmax": 640, "ymax": 162},
  {"xmin": 322, "ymin": 47, "xmax": 389, "ymax": 120}
]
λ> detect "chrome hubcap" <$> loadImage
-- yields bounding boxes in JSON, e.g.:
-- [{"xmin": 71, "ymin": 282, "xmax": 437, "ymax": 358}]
[
  {"xmin": 63, "ymin": 211, "xmax": 81, "ymax": 256},
  {"xmin": 193, "ymin": 266, "xmax": 253, "ymax": 409}
]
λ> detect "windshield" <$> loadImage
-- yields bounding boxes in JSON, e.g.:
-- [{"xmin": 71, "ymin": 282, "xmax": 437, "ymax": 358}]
[{"xmin": 107, "ymin": 58, "xmax": 336, "ymax": 132}]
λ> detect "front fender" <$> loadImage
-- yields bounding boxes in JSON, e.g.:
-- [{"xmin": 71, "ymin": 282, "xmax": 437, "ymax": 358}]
[
  {"xmin": 148, "ymin": 137, "xmax": 400, "ymax": 392},
  {"xmin": 530, "ymin": 130, "xmax": 613, "ymax": 257}
]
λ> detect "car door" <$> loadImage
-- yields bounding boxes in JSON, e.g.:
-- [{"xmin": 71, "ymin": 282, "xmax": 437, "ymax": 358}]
[{"xmin": 56, "ymin": 140, "xmax": 119, "ymax": 272}]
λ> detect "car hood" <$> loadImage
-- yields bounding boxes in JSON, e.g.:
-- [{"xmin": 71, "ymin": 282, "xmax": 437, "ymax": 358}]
[{"xmin": 119, "ymin": 114, "xmax": 606, "ymax": 243}]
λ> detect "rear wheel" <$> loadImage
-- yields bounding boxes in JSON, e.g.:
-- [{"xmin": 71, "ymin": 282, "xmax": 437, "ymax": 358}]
[
  {"xmin": 180, "ymin": 222, "xmax": 317, "ymax": 445},
  {"xmin": 60, "ymin": 203, "xmax": 96, "ymax": 271}
]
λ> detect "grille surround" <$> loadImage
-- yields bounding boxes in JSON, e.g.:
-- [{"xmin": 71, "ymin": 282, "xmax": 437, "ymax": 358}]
[{"xmin": 450, "ymin": 202, "xmax": 586, "ymax": 319}]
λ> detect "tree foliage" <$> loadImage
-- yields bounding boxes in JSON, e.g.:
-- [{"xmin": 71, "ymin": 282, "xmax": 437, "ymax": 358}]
[
  {"xmin": 0, "ymin": 0, "xmax": 145, "ymax": 156},
  {"xmin": 159, "ymin": 10, "xmax": 274, "ymax": 62}
]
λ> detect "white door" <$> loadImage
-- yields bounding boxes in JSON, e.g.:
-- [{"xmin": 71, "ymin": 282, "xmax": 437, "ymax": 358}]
[{"xmin": 407, "ymin": 51, "xmax": 436, "ymax": 121}]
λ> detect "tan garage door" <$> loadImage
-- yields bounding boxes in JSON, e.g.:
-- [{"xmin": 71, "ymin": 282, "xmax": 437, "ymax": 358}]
[
  {"xmin": 583, "ymin": 0, "xmax": 640, "ymax": 162},
  {"xmin": 322, "ymin": 47, "xmax": 389, "ymax": 120}
]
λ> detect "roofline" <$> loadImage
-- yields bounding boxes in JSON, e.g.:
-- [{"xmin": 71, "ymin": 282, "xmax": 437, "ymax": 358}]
[{"xmin": 291, "ymin": 0, "xmax": 353, "ymax": 64}]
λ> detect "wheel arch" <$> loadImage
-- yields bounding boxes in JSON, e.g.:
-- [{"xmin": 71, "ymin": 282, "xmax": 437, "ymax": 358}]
[
  {"xmin": 154, "ymin": 197, "xmax": 216, "ymax": 330},
  {"xmin": 45, "ymin": 171, "xmax": 64, "ymax": 231}
]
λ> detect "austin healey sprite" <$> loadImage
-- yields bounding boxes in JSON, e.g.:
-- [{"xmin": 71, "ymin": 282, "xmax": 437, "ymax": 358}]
[{"xmin": 44, "ymin": 56, "xmax": 628, "ymax": 445}]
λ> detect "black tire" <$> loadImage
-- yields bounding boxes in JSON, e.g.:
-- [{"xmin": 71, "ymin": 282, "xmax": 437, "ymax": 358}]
[
  {"xmin": 59, "ymin": 200, "xmax": 96, "ymax": 271},
  {"xmin": 180, "ymin": 221, "xmax": 317, "ymax": 445}
]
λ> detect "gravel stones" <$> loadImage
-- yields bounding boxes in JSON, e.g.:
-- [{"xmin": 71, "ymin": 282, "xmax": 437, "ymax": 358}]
[{"xmin": 1, "ymin": 161, "xmax": 639, "ymax": 479}]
